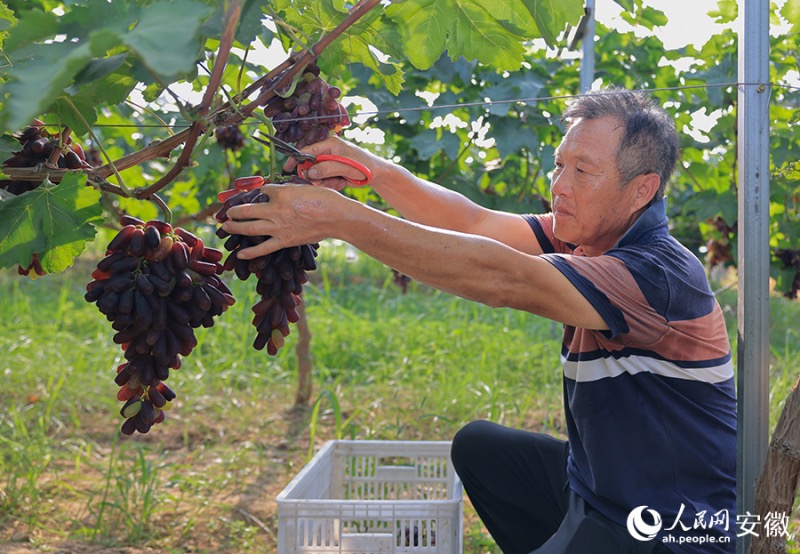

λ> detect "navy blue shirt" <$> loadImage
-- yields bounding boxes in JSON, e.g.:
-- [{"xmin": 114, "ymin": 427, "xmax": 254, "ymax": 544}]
[{"xmin": 524, "ymin": 200, "xmax": 737, "ymax": 553}]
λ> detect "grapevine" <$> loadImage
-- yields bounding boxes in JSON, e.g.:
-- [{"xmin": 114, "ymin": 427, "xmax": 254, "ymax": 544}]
[
  {"xmin": 85, "ymin": 216, "xmax": 235, "ymax": 434},
  {"xmin": 1, "ymin": 121, "xmax": 92, "ymax": 196}
]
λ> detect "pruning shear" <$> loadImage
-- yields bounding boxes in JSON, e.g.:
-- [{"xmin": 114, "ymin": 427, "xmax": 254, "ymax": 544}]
[
  {"xmin": 216, "ymin": 134, "xmax": 373, "ymax": 203},
  {"xmin": 253, "ymin": 133, "xmax": 373, "ymax": 187}
]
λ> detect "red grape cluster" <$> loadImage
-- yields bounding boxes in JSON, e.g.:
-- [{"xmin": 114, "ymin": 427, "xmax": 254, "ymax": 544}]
[
  {"xmin": 263, "ymin": 63, "xmax": 351, "ymax": 149},
  {"xmin": 1, "ymin": 121, "xmax": 92, "ymax": 195},
  {"xmin": 215, "ymin": 125, "xmax": 245, "ymax": 151},
  {"xmin": 85, "ymin": 216, "xmax": 235, "ymax": 434},
  {"xmin": 18, "ymin": 253, "xmax": 46, "ymax": 278},
  {"xmin": 215, "ymin": 178, "xmax": 318, "ymax": 355}
]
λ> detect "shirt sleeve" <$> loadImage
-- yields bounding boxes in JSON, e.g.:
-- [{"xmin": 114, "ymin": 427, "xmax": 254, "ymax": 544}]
[{"xmin": 522, "ymin": 213, "xmax": 574, "ymax": 255}]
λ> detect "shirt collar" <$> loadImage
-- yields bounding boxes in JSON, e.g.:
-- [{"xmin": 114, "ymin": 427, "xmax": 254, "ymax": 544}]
[{"xmin": 616, "ymin": 198, "xmax": 669, "ymax": 248}]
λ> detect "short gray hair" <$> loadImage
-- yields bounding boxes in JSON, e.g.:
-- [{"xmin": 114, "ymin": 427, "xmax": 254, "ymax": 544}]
[{"xmin": 561, "ymin": 88, "xmax": 679, "ymax": 206}]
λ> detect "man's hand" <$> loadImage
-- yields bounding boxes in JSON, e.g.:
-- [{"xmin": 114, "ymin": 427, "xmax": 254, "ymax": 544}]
[
  {"xmin": 221, "ymin": 182, "xmax": 348, "ymax": 259},
  {"xmin": 283, "ymin": 136, "xmax": 389, "ymax": 190}
]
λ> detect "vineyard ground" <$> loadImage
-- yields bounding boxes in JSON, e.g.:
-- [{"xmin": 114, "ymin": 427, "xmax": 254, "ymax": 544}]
[{"xmin": 1, "ymin": 240, "xmax": 799, "ymax": 553}]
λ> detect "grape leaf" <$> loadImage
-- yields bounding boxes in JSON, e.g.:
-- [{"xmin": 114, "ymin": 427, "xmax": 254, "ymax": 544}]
[
  {"xmin": 385, "ymin": 0, "xmax": 528, "ymax": 70},
  {"xmin": 519, "ymin": 0, "xmax": 584, "ymax": 46},
  {"xmin": 0, "ymin": 172, "xmax": 103, "ymax": 273},
  {"xmin": 781, "ymin": 0, "xmax": 800, "ymax": 32},
  {"xmin": 49, "ymin": 69, "xmax": 137, "ymax": 136},
  {"xmin": 708, "ymin": 0, "xmax": 737, "ymax": 23},
  {"xmin": 0, "ymin": 41, "xmax": 94, "ymax": 133},
  {"xmin": 121, "ymin": 0, "xmax": 213, "ymax": 79},
  {"xmin": 1, "ymin": 7, "xmax": 57, "ymax": 53},
  {"xmin": 474, "ymin": 0, "xmax": 538, "ymax": 37},
  {"xmin": 0, "ymin": 2, "xmax": 17, "ymax": 49}
]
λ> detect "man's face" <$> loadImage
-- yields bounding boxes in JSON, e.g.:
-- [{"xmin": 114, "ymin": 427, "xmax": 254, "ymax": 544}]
[{"xmin": 550, "ymin": 115, "xmax": 648, "ymax": 256}]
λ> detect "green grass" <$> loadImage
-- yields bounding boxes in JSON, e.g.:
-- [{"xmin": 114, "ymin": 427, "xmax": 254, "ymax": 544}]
[{"xmin": 1, "ymin": 239, "xmax": 799, "ymax": 553}]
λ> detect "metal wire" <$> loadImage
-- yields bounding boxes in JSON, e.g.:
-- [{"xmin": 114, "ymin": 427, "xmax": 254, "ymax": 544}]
[{"xmin": 90, "ymin": 81, "xmax": 797, "ymax": 130}]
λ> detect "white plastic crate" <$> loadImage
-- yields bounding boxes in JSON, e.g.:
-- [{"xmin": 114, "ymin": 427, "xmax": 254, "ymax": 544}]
[{"xmin": 277, "ymin": 440, "xmax": 463, "ymax": 554}]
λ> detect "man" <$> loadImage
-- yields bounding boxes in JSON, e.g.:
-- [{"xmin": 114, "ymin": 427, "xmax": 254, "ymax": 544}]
[{"xmin": 222, "ymin": 89, "xmax": 737, "ymax": 553}]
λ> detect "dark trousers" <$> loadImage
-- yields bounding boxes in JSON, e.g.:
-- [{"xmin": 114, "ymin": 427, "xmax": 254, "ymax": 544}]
[{"xmin": 450, "ymin": 420, "xmax": 672, "ymax": 554}]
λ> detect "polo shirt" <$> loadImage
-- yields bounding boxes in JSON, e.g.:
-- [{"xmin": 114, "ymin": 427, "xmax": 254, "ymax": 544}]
[{"xmin": 524, "ymin": 199, "xmax": 737, "ymax": 553}]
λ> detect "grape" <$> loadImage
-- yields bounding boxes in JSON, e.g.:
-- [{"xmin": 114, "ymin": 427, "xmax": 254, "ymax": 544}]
[
  {"xmin": 215, "ymin": 125, "xmax": 246, "ymax": 151},
  {"xmin": 17, "ymin": 252, "xmax": 46, "ymax": 278},
  {"xmin": 219, "ymin": 62, "xmax": 348, "ymax": 355},
  {"xmin": 86, "ymin": 217, "xmax": 235, "ymax": 435},
  {"xmin": 1, "ymin": 121, "xmax": 93, "ymax": 197},
  {"xmin": 214, "ymin": 179, "xmax": 318, "ymax": 355},
  {"xmin": 261, "ymin": 63, "xmax": 350, "ymax": 150}
]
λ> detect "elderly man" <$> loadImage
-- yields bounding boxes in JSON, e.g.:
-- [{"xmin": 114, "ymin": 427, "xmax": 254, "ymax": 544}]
[{"xmin": 222, "ymin": 89, "xmax": 736, "ymax": 554}]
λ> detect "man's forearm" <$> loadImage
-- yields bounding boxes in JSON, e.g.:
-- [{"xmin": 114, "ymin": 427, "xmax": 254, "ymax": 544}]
[{"xmin": 368, "ymin": 163, "xmax": 490, "ymax": 234}]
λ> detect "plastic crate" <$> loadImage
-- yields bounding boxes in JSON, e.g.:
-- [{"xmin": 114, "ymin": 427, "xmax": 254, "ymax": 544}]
[{"xmin": 277, "ymin": 440, "xmax": 463, "ymax": 554}]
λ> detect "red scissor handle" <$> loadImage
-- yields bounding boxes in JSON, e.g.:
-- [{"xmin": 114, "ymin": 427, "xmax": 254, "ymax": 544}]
[
  {"xmin": 298, "ymin": 155, "xmax": 373, "ymax": 187},
  {"xmin": 217, "ymin": 175, "xmax": 266, "ymax": 202}
]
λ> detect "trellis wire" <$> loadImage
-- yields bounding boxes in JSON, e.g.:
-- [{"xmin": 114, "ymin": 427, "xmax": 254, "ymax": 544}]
[{"xmin": 89, "ymin": 81, "xmax": 799, "ymax": 130}]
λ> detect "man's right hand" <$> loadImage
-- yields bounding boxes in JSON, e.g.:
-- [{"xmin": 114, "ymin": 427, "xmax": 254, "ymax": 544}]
[{"xmin": 282, "ymin": 136, "xmax": 388, "ymax": 191}]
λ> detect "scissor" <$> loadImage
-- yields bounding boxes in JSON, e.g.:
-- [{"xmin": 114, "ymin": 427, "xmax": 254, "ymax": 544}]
[
  {"xmin": 253, "ymin": 133, "xmax": 373, "ymax": 187},
  {"xmin": 217, "ymin": 134, "xmax": 373, "ymax": 202}
]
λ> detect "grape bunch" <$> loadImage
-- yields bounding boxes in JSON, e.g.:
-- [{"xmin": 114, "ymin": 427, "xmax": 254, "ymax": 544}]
[
  {"xmin": 1, "ymin": 120, "xmax": 92, "ymax": 195},
  {"xmin": 85, "ymin": 216, "xmax": 235, "ymax": 435},
  {"xmin": 263, "ymin": 63, "xmax": 351, "ymax": 149},
  {"xmin": 215, "ymin": 125, "xmax": 245, "ymax": 152},
  {"xmin": 215, "ymin": 178, "xmax": 318, "ymax": 355},
  {"xmin": 18, "ymin": 253, "xmax": 45, "ymax": 278}
]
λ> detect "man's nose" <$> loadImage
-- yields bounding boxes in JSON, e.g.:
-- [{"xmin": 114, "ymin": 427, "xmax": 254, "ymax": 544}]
[{"xmin": 551, "ymin": 169, "xmax": 570, "ymax": 197}]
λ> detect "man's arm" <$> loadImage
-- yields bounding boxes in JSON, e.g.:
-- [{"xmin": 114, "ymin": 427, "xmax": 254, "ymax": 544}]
[
  {"xmin": 288, "ymin": 136, "xmax": 546, "ymax": 256},
  {"xmin": 222, "ymin": 183, "xmax": 606, "ymax": 330}
]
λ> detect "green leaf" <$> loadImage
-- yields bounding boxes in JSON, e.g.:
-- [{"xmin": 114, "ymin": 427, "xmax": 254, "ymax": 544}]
[
  {"xmin": 48, "ymin": 94, "xmax": 98, "ymax": 136},
  {"xmin": 474, "ymin": 0, "xmax": 538, "ymax": 37},
  {"xmin": 0, "ymin": 133, "xmax": 18, "ymax": 155},
  {"xmin": 0, "ymin": 172, "xmax": 103, "ymax": 273},
  {"xmin": 202, "ymin": 0, "xmax": 267, "ymax": 47},
  {"xmin": 781, "ymin": 0, "xmax": 800, "ymax": 32},
  {"xmin": 0, "ymin": 41, "xmax": 94, "ymax": 133},
  {"xmin": 319, "ymin": 26, "xmax": 406, "ymax": 95},
  {"xmin": 638, "ymin": 7, "xmax": 668, "ymax": 29},
  {"xmin": 519, "ymin": 0, "xmax": 584, "ymax": 46},
  {"xmin": 50, "ymin": 67, "xmax": 137, "ymax": 136},
  {"xmin": 0, "ymin": 2, "xmax": 17, "ymax": 50},
  {"xmin": 72, "ymin": 53, "xmax": 128, "ymax": 87},
  {"xmin": 386, "ymin": 0, "xmax": 528, "ymax": 70},
  {"xmin": 121, "ymin": 0, "xmax": 214, "ymax": 79},
  {"xmin": 2, "ymin": 8, "xmax": 58, "ymax": 53},
  {"xmin": 708, "ymin": 0, "xmax": 737, "ymax": 23}
]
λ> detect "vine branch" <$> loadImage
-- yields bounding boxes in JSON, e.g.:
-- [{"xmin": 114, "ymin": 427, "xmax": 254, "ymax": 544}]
[{"xmin": 134, "ymin": 0, "xmax": 244, "ymax": 201}]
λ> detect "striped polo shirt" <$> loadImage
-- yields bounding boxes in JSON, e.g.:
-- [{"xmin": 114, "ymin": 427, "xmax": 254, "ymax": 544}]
[{"xmin": 524, "ymin": 199, "xmax": 736, "ymax": 553}]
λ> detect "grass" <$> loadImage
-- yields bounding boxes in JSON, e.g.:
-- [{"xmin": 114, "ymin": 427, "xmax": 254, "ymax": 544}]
[{"xmin": 0, "ymin": 235, "xmax": 799, "ymax": 553}]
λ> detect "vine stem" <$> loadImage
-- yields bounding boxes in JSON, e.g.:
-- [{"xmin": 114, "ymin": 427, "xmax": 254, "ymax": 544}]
[
  {"xmin": 149, "ymin": 193, "xmax": 172, "ymax": 223},
  {"xmin": 135, "ymin": 0, "xmax": 244, "ymax": 200},
  {"xmin": 63, "ymin": 96, "xmax": 131, "ymax": 196}
]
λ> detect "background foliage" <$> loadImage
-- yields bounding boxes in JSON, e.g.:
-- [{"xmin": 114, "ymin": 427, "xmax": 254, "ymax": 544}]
[{"xmin": 1, "ymin": 0, "xmax": 797, "ymax": 295}]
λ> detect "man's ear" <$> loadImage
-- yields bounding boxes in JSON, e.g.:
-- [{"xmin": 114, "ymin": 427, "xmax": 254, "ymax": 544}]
[{"xmin": 630, "ymin": 173, "xmax": 661, "ymax": 211}]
